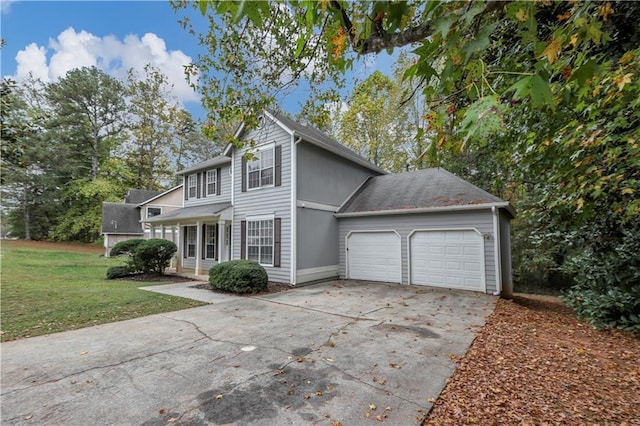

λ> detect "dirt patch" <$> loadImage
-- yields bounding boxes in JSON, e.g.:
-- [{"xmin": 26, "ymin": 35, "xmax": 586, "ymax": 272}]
[
  {"xmin": 423, "ymin": 294, "xmax": 640, "ymax": 425},
  {"xmin": 4, "ymin": 239, "xmax": 104, "ymax": 254},
  {"xmin": 191, "ymin": 281, "xmax": 292, "ymax": 296}
]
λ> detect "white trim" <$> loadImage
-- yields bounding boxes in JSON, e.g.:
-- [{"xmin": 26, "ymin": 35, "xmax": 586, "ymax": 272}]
[
  {"xmin": 245, "ymin": 214, "xmax": 275, "ymax": 267},
  {"xmin": 492, "ymin": 206, "xmax": 502, "ymax": 296},
  {"xmin": 146, "ymin": 206, "xmax": 163, "ymax": 219},
  {"xmin": 345, "ymin": 230, "xmax": 402, "ymax": 283},
  {"xmin": 264, "ymin": 110, "xmax": 295, "ymax": 136},
  {"xmin": 407, "ymin": 228, "xmax": 486, "ymax": 293},
  {"xmin": 296, "ymin": 264, "xmax": 339, "ymax": 284},
  {"xmin": 290, "ymin": 135, "xmax": 300, "ymax": 284},
  {"xmin": 205, "ymin": 169, "xmax": 218, "ymax": 197},
  {"xmin": 246, "ymin": 142, "xmax": 275, "ymax": 191},
  {"xmin": 296, "ymin": 199, "xmax": 339, "ymax": 212},
  {"xmin": 335, "ymin": 202, "xmax": 512, "ymax": 218}
]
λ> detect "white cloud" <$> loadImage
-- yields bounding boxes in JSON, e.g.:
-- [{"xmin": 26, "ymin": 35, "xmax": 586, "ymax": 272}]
[
  {"xmin": 12, "ymin": 27, "xmax": 199, "ymax": 104},
  {"xmin": 1, "ymin": 0, "xmax": 16, "ymax": 14}
]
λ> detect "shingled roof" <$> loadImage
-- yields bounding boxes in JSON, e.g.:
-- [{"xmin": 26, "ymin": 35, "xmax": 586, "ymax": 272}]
[
  {"xmin": 101, "ymin": 203, "xmax": 143, "ymax": 234},
  {"xmin": 124, "ymin": 189, "xmax": 162, "ymax": 205},
  {"xmin": 337, "ymin": 168, "xmax": 514, "ymax": 216},
  {"xmin": 177, "ymin": 155, "xmax": 231, "ymax": 176},
  {"xmin": 145, "ymin": 202, "xmax": 232, "ymax": 223}
]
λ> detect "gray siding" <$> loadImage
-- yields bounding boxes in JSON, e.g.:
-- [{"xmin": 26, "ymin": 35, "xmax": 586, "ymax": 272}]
[
  {"xmin": 337, "ymin": 210, "xmax": 498, "ymax": 293},
  {"xmin": 297, "ymin": 141, "xmax": 379, "ymax": 206},
  {"xmin": 296, "ymin": 207, "xmax": 338, "ymax": 270},
  {"xmin": 232, "ymin": 120, "xmax": 292, "ymax": 283},
  {"xmin": 184, "ymin": 163, "xmax": 232, "ymax": 207}
]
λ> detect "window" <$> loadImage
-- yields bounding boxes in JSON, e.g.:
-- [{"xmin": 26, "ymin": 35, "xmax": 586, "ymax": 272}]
[
  {"xmin": 206, "ymin": 170, "xmax": 217, "ymax": 196},
  {"xmin": 187, "ymin": 175, "xmax": 197, "ymax": 198},
  {"xmin": 205, "ymin": 224, "xmax": 217, "ymax": 260},
  {"xmin": 247, "ymin": 219, "xmax": 273, "ymax": 265},
  {"xmin": 184, "ymin": 226, "xmax": 196, "ymax": 258},
  {"xmin": 147, "ymin": 207, "xmax": 162, "ymax": 218},
  {"xmin": 247, "ymin": 147, "xmax": 274, "ymax": 189}
]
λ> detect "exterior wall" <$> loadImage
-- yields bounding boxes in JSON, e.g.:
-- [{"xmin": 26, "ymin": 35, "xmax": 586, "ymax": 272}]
[
  {"xmin": 499, "ymin": 210, "xmax": 513, "ymax": 296},
  {"xmin": 103, "ymin": 233, "xmax": 143, "ymax": 257},
  {"xmin": 183, "ymin": 163, "xmax": 232, "ymax": 207},
  {"xmin": 232, "ymin": 119, "xmax": 292, "ymax": 283},
  {"xmin": 337, "ymin": 209, "xmax": 498, "ymax": 293},
  {"xmin": 296, "ymin": 141, "xmax": 378, "ymax": 206},
  {"xmin": 141, "ymin": 189, "xmax": 184, "ymax": 223},
  {"xmin": 296, "ymin": 207, "xmax": 339, "ymax": 283}
]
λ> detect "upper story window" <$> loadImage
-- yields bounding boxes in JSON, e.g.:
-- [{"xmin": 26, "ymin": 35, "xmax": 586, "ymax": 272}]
[
  {"xmin": 147, "ymin": 207, "xmax": 162, "ymax": 218},
  {"xmin": 247, "ymin": 147, "xmax": 274, "ymax": 190},
  {"xmin": 206, "ymin": 169, "xmax": 217, "ymax": 196},
  {"xmin": 187, "ymin": 174, "xmax": 197, "ymax": 198}
]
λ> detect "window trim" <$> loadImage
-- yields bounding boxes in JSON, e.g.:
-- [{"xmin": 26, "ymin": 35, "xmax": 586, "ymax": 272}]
[
  {"xmin": 205, "ymin": 169, "xmax": 217, "ymax": 197},
  {"xmin": 184, "ymin": 225, "xmax": 197, "ymax": 259},
  {"xmin": 146, "ymin": 206, "xmax": 162, "ymax": 219},
  {"xmin": 246, "ymin": 144, "xmax": 275, "ymax": 191},
  {"xmin": 204, "ymin": 223, "xmax": 217, "ymax": 260},
  {"xmin": 187, "ymin": 174, "xmax": 197, "ymax": 199},
  {"xmin": 245, "ymin": 214, "xmax": 274, "ymax": 267}
]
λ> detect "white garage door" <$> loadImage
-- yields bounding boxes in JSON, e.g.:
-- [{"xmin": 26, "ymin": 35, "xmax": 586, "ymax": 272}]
[
  {"xmin": 347, "ymin": 231, "xmax": 402, "ymax": 283},
  {"xmin": 410, "ymin": 230, "xmax": 485, "ymax": 291}
]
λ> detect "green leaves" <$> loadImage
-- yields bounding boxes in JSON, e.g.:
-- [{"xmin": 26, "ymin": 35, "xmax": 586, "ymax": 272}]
[{"xmin": 506, "ymin": 74, "xmax": 555, "ymax": 109}]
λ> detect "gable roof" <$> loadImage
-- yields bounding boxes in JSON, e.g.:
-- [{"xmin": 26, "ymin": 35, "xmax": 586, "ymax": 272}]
[
  {"xmin": 101, "ymin": 202, "xmax": 144, "ymax": 234},
  {"xmin": 227, "ymin": 108, "xmax": 386, "ymax": 175},
  {"xmin": 337, "ymin": 168, "xmax": 515, "ymax": 217},
  {"xmin": 144, "ymin": 202, "xmax": 232, "ymax": 223},
  {"xmin": 125, "ymin": 189, "xmax": 162, "ymax": 205},
  {"xmin": 137, "ymin": 184, "xmax": 183, "ymax": 207},
  {"xmin": 176, "ymin": 155, "xmax": 231, "ymax": 176}
]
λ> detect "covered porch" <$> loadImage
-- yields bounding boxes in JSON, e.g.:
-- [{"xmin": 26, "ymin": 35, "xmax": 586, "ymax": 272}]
[{"xmin": 144, "ymin": 202, "xmax": 233, "ymax": 276}]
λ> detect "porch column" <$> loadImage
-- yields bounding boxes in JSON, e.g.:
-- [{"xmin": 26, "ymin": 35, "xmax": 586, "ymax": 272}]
[
  {"xmin": 218, "ymin": 220, "xmax": 226, "ymax": 262},
  {"xmin": 176, "ymin": 223, "xmax": 183, "ymax": 272},
  {"xmin": 195, "ymin": 220, "xmax": 202, "ymax": 276}
]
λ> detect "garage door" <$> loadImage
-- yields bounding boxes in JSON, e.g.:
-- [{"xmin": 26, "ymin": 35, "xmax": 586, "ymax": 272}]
[
  {"xmin": 409, "ymin": 230, "xmax": 485, "ymax": 291},
  {"xmin": 347, "ymin": 231, "xmax": 401, "ymax": 283}
]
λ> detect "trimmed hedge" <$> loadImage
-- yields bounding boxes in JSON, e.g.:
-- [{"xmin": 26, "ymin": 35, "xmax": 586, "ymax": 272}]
[
  {"xmin": 106, "ymin": 265, "xmax": 135, "ymax": 279},
  {"xmin": 209, "ymin": 260, "xmax": 268, "ymax": 294},
  {"xmin": 110, "ymin": 239, "xmax": 145, "ymax": 257},
  {"xmin": 130, "ymin": 239, "xmax": 177, "ymax": 275}
]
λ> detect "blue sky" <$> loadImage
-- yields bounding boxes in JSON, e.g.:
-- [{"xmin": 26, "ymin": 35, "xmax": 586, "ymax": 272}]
[{"xmin": 1, "ymin": 1, "xmax": 398, "ymax": 121}]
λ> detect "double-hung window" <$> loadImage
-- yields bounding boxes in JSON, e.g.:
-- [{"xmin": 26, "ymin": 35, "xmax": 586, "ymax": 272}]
[
  {"xmin": 206, "ymin": 170, "xmax": 217, "ymax": 196},
  {"xmin": 247, "ymin": 147, "xmax": 274, "ymax": 190},
  {"xmin": 205, "ymin": 224, "xmax": 217, "ymax": 260},
  {"xmin": 147, "ymin": 207, "xmax": 162, "ymax": 218},
  {"xmin": 184, "ymin": 226, "xmax": 197, "ymax": 258},
  {"xmin": 247, "ymin": 218, "xmax": 273, "ymax": 266},
  {"xmin": 187, "ymin": 174, "xmax": 197, "ymax": 199}
]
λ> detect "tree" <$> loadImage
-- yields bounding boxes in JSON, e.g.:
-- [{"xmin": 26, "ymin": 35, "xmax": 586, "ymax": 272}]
[
  {"xmin": 46, "ymin": 66, "xmax": 127, "ymax": 180},
  {"xmin": 125, "ymin": 65, "xmax": 181, "ymax": 190}
]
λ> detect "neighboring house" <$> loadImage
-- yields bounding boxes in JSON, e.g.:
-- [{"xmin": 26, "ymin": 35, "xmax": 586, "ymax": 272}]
[
  {"xmin": 101, "ymin": 186, "xmax": 182, "ymax": 257},
  {"xmin": 145, "ymin": 110, "xmax": 515, "ymax": 295}
]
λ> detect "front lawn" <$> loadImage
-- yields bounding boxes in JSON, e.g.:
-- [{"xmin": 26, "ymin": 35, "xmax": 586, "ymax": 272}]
[{"xmin": 0, "ymin": 240, "xmax": 206, "ymax": 342}]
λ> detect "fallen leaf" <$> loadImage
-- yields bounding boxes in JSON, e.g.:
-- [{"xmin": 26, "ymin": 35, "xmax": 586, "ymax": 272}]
[
  {"xmin": 215, "ymin": 394, "xmax": 224, "ymax": 400},
  {"xmin": 364, "ymin": 412, "xmax": 371, "ymax": 418},
  {"xmin": 79, "ymin": 351, "xmax": 88, "ymax": 355},
  {"xmin": 389, "ymin": 363, "xmax": 402, "ymax": 369},
  {"xmin": 369, "ymin": 404, "xmax": 377, "ymax": 410},
  {"xmin": 24, "ymin": 415, "xmax": 33, "ymax": 420},
  {"xmin": 331, "ymin": 421, "xmax": 342, "ymax": 426}
]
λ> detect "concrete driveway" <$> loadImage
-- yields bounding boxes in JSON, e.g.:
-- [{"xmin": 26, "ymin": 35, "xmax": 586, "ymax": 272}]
[{"xmin": 1, "ymin": 280, "xmax": 496, "ymax": 425}]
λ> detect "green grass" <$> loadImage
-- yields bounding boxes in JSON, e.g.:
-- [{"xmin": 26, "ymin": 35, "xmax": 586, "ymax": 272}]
[{"xmin": 0, "ymin": 241, "xmax": 206, "ymax": 342}]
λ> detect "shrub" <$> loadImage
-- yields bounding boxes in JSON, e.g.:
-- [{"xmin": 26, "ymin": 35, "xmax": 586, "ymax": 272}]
[
  {"xmin": 106, "ymin": 265, "xmax": 135, "ymax": 279},
  {"xmin": 110, "ymin": 239, "xmax": 145, "ymax": 257},
  {"xmin": 209, "ymin": 260, "xmax": 268, "ymax": 294},
  {"xmin": 130, "ymin": 239, "xmax": 177, "ymax": 275}
]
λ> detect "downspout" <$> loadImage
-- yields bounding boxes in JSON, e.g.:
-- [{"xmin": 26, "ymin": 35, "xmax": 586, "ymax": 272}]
[
  {"xmin": 492, "ymin": 206, "xmax": 502, "ymax": 296},
  {"xmin": 290, "ymin": 135, "xmax": 302, "ymax": 285}
]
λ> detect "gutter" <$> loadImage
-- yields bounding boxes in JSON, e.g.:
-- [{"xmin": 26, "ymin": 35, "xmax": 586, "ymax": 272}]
[{"xmin": 335, "ymin": 202, "xmax": 512, "ymax": 218}]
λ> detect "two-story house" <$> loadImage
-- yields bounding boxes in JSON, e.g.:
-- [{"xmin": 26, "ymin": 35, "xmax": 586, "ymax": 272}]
[{"xmin": 145, "ymin": 110, "xmax": 515, "ymax": 296}]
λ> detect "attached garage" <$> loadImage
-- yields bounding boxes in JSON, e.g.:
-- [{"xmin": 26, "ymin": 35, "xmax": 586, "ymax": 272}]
[
  {"xmin": 409, "ymin": 229, "xmax": 485, "ymax": 292},
  {"xmin": 346, "ymin": 231, "xmax": 401, "ymax": 283},
  {"xmin": 336, "ymin": 168, "xmax": 515, "ymax": 296}
]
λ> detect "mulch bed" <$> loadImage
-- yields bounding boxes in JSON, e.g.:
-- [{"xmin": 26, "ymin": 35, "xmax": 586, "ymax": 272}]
[
  {"xmin": 423, "ymin": 294, "xmax": 640, "ymax": 425},
  {"xmin": 190, "ymin": 281, "xmax": 292, "ymax": 296}
]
